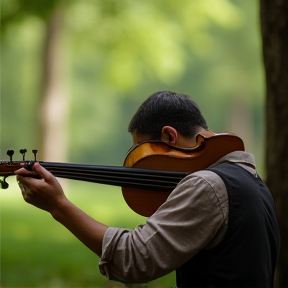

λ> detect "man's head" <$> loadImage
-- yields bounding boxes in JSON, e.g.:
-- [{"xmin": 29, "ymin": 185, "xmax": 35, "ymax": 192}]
[{"xmin": 128, "ymin": 91, "xmax": 208, "ymax": 147}]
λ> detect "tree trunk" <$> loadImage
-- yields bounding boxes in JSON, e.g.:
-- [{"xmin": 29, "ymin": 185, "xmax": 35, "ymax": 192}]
[
  {"xmin": 40, "ymin": 8, "xmax": 68, "ymax": 162},
  {"xmin": 260, "ymin": 1, "xmax": 288, "ymax": 287}
]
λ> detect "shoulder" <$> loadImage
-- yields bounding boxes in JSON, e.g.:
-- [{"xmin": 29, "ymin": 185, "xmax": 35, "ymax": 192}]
[
  {"xmin": 172, "ymin": 169, "xmax": 227, "ymax": 200},
  {"xmin": 193, "ymin": 169, "xmax": 227, "ymax": 192},
  {"xmin": 165, "ymin": 169, "xmax": 229, "ymax": 223}
]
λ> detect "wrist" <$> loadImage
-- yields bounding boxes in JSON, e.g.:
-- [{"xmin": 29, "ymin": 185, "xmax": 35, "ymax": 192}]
[{"xmin": 50, "ymin": 197, "xmax": 72, "ymax": 221}]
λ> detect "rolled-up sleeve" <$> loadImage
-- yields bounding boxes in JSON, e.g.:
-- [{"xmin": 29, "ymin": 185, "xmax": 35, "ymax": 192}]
[{"xmin": 99, "ymin": 170, "xmax": 228, "ymax": 283}]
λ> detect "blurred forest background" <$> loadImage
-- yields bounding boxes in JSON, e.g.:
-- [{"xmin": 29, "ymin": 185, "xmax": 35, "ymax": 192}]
[
  {"xmin": 0, "ymin": 0, "xmax": 284, "ymax": 287},
  {"xmin": 1, "ymin": 0, "xmax": 265, "ymax": 167}
]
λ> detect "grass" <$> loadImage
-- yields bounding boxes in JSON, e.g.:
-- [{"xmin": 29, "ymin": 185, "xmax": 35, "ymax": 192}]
[{"xmin": 0, "ymin": 178, "xmax": 175, "ymax": 288}]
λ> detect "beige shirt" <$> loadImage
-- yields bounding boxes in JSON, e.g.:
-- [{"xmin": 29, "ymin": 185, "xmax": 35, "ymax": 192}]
[{"xmin": 99, "ymin": 151, "xmax": 256, "ymax": 283}]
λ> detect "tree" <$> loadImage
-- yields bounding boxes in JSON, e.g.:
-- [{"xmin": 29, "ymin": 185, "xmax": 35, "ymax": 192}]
[
  {"xmin": 40, "ymin": 7, "xmax": 68, "ymax": 162},
  {"xmin": 260, "ymin": 0, "xmax": 288, "ymax": 287},
  {"xmin": 1, "ymin": 0, "xmax": 69, "ymax": 161}
]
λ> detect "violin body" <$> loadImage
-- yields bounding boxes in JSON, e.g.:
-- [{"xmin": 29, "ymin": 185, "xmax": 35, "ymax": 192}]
[
  {"xmin": 0, "ymin": 131, "xmax": 244, "ymax": 217},
  {"xmin": 122, "ymin": 131, "xmax": 244, "ymax": 216}
]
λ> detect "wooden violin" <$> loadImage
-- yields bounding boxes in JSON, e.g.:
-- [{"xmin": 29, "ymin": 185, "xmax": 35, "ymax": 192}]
[{"xmin": 0, "ymin": 131, "xmax": 244, "ymax": 217}]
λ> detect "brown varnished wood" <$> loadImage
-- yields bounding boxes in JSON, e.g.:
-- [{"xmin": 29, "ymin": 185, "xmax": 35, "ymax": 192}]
[{"xmin": 122, "ymin": 131, "xmax": 245, "ymax": 216}]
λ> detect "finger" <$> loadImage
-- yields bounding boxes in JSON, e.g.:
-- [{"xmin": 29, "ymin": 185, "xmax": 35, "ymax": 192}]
[
  {"xmin": 17, "ymin": 179, "xmax": 32, "ymax": 194},
  {"xmin": 17, "ymin": 181, "xmax": 26, "ymax": 192},
  {"xmin": 31, "ymin": 162, "xmax": 55, "ymax": 184},
  {"xmin": 15, "ymin": 167, "xmax": 38, "ymax": 177},
  {"xmin": 18, "ymin": 181, "xmax": 31, "ymax": 201},
  {"xmin": 16, "ymin": 175, "xmax": 26, "ymax": 186},
  {"xmin": 16, "ymin": 173, "xmax": 43, "ymax": 190}
]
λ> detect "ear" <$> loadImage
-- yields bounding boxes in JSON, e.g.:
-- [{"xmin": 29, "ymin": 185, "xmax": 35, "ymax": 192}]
[{"xmin": 161, "ymin": 126, "xmax": 178, "ymax": 145}]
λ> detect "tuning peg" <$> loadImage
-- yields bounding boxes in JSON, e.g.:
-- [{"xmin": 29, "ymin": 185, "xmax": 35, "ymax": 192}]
[
  {"xmin": 20, "ymin": 149, "xmax": 27, "ymax": 161},
  {"xmin": 7, "ymin": 149, "xmax": 14, "ymax": 163},
  {"xmin": 32, "ymin": 149, "xmax": 38, "ymax": 161},
  {"xmin": 0, "ymin": 178, "xmax": 9, "ymax": 189}
]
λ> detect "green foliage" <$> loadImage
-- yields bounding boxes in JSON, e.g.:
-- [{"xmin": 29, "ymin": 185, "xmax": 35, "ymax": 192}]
[
  {"xmin": 1, "ymin": 0, "xmax": 62, "ymax": 28},
  {"xmin": 1, "ymin": 0, "xmax": 264, "ymax": 163},
  {"xmin": 1, "ymin": 16, "xmax": 44, "ymax": 156},
  {"xmin": 65, "ymin": 0, "xmax": 243, "ymax": 90}
]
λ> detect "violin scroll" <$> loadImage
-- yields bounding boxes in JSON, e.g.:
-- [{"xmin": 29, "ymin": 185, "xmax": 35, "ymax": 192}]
[{"xmin": 0, "ymin": 149, "xmax": 37, "ymax": 189}]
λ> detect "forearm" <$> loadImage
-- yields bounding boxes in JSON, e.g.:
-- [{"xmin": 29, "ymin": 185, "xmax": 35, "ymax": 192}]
[
  {"xmin": 50, "ymin": 198, "xmax": 108, "ymax": 257},
  {"xmin": 15, "ymin": 163, "xmax": 108, "ymax": 257}
]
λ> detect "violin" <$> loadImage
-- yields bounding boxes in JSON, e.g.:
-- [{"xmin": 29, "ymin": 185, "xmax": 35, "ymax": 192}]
[{"xmin": 0, "ymin": 131, "xmax": 244, "ymax": 217}]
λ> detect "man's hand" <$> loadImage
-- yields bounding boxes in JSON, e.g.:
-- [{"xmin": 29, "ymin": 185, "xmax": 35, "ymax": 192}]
[
  {"xmin": 15, "ymin": 162, "xmax": 67, "ymax": 214},
  {"xmin": 15, "ymin": 162, "xmax": 107, "ymax": 256}
]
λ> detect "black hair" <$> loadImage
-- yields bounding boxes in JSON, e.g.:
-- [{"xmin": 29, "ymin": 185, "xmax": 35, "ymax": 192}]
[{"xmin": 128, "ymin": 91, "xmax": 208, "ymax": 139}]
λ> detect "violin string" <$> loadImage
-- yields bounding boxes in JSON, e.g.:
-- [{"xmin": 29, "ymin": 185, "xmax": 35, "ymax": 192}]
[
  {"xmin": 45, "ymin": 170, "xmax": 183, "ymax": 190},
  {"xmin": 40, "ymin": 162, "xmax": 188, "ymax": 190},
  {"xmin": 49, "ymin": 173, "xmax": 175, "ymax": 191}
]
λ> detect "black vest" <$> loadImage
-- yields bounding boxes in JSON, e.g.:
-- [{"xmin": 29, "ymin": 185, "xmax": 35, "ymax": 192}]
[{"xmin": 176, "ymin": 162, "xmax": 280, "ymax": 288}]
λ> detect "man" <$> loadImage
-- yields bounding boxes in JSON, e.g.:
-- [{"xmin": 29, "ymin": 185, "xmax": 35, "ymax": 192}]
[{"xmin": 16, "ymin": 91, "xmax": 280, "ymax": 287}]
